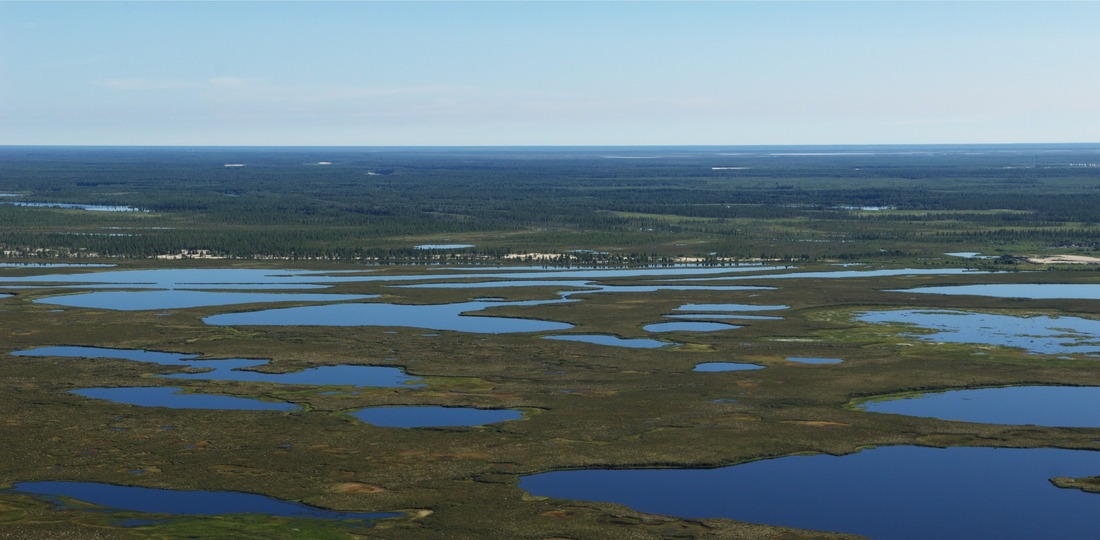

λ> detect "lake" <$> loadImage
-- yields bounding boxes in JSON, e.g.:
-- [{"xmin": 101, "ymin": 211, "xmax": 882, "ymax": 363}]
[
  {"xmin": 350, "ymin": 406, "xmax": 523, "ymax": 427},
  {"xmin": 520, "ymin": 446, "xmax": 1100, "ymax": 540},
  {"xmin": 856, "ymin": 309, "xmax": 1100, "ymax": 356},
  {"xmin": 892, "ymin": 283, "xmax": 1100, "ymax": 300},
  {"xmin": 787, "ymin": 357, "xmax": 843, "ymax": 365},
  {"xmin": 859, "ymin": 386, "xmax": 1100, "ymax": 426},
  {"xmin": 543, "ymin": 335, "xmax": 669, "ymax": 349},
  {"xmin": 204, "ymin": 299, "xmax": 575, "ymax": 334},
  {"xmin": 643, "ymin": 322, "xmax": 740, "ymax": 332},
  {"xmin": 10, "ymin": 481, "xmax": 396, "ymax": 520},
  {"xmin": 693, "ymin": 362, "xmax": 764, "ymax": 372},
  {"xmin": 72, "ymin": 387, "xmax": 299, "ymax": 411},
  {"xmin": 12, "ymin": 346, "xmax": 423, "ymax": 388}
]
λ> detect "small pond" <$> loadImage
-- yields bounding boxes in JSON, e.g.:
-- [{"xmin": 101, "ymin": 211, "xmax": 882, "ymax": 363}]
[
  {"xmin": 520, "ymin": 446, "xmax": 1100, "ymax": 540},
  {"xmin": 543, "ymin": 335, "xmax": 669, "ymax": 349},
  {"xmin": 73, "ymin": 387, "xmax": 299, "ymax": 411},
  {"xmin": 204, "ymin": 299, "xmax": 574, "ymax": 334},
  {"xmin": 665, "ymin": 314, "xmax": 783, "ymax": 321},
  {"xmin": 643, "ymin": 322, "xmax": 740, "ymax": 333},
  {"xmin": 350, "ymin": 406, "xmax": 523, "ymax": 428},
  {"xmin": 856, "ymin": 309, "xmax": 1100, "ymax": 356},
  {"xmin": 414, "ymin": 244, "xmax": 475, "ymax": 249},
  {"xmin": 673, "ymin": 303, "xmax": 788, "ymax": 312},
  {"xmin": 787, "ymin": 357, "xmax": 843, "ymax": 365},
  {"xmin": 693, "ymin": 362, "xmax": 764, "ymax": 372},
  {"xmin": 10, "ymin": 481, "xmax": 396, "ymax": 521},
  {"xmin": 892, "ymin": 283, "xmax": 1100, "ymax": 300},
  {"xmin": 859, "ymin": 386, "xmax": 1100, "ymax": 427},
  {"xmin": 12, "ymin": 346, "xmax": 422, "ymax": 388}
]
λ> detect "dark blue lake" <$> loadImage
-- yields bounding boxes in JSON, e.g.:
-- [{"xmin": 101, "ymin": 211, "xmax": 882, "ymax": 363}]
[
  {"xmin": 72, "ymin": 387, "xmax": 299, "ymax": 411},
  {"xmin": 10, "ymin": 481, "xmax": 396, "ymax": 521},
  {"xmin": 860, "ymin": 386, "xmax": 1100, "ymax": 426},
  {"xmin": 350, "ymin": 406, "xmax": 523, "ymax": 427},
  {"xmin": 520, "ymin": 446, "xmax": 1100, "ymax": 540}
]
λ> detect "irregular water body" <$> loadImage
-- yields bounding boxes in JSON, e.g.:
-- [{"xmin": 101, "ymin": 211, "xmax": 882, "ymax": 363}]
[
  {"xmin": 857, "ymin": 309, "xmax": 1100, "ymax": 356},
  {"xmin": 520, "ymin": 446, "xmax": 1100, "ymax": 540},
  {"xmin": 893, "ymin": 283, "xmax": 1100, "ymax": 300},
  {"xmin": 643, "ymin": 322, "xmax": 740, "ymax": 332},
  {"xmin": 693, "ymin": 362, "xmax": 764, "ymax": 372},
  {"xmin": 672, "ymin": 268, "xmax": 986, "ymax": 282},
  {"xmin": 350, "ymin": 406, "xmax": 522, "ymax": 427},
  {"xmin": 10, "ymin": 481, "xmax": 396, "ymax": 521},
  {"xmin": 860, "ymin": 386, "xmax": 1100, "ymax": 426},
  {"xmin": 673, "ymin": 303, "xmax": 788, "ymax": 312},
  {"xmin": 543, "ymin": 335, "xmax": 669, "ymax": 349},
  {"xmin": 665, "ymin": 314, "xmax": 783, "ymax": 321},
  {"xmin": 72, "ymin": 387, "xmax": 299, "ymax": 411},
  {"xmin": 204, "ymin": 299, "xmax": 575, "ymax": 334},
  {"xmin": 787, "ymin": 357, "xmax": 843, "ymax": 365},
  {"xmin": 11, "ymin": 346, "xmax": 422, "ymax": 388},
  {"xmin": 35, "ymin": 291, "xmax": 377, "ymax": 310}
]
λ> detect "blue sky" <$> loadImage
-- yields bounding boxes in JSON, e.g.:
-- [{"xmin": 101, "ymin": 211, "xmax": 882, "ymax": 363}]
[{"xmin": 2, "ymin": 1, "xmax": 1098, "ymax": 146}]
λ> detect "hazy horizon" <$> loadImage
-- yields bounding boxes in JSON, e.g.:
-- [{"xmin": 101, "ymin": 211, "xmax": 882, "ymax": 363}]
[{"xmin": 3, "ymin": 2, "xmax": 1098, "ymax": 146}]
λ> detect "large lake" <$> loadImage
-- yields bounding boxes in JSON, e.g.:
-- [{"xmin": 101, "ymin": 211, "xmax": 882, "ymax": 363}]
[
  {"xmin": 859, "ymin": 386, "xmax": 1100, "ymax": 427},
  {"xmin": 857, "ymin": 309, "xmax": 1100, "ymax": 356},
  {"xmin": 521, "ymin": 446, "xmax": 1100, "ymax": 540}
]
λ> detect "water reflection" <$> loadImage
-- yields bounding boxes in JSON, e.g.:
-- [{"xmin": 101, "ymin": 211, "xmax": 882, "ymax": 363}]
[{"xmin": 520, "ymin": 446, "xmax": 1100, "ymax": 540}]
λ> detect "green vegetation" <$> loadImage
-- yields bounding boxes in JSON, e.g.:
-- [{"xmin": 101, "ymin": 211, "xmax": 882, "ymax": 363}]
[
  {"xmin": 2, "ymin": 145, "xmax": 1099, "ymax": 263},
  {"xmin": 2, "ymin": 145, "xmax": 1100, "ymax": 538}
]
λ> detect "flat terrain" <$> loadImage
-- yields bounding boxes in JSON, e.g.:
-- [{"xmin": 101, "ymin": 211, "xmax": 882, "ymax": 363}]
[{"xmin": 2, "ymin": 146, "xmax": 1100, "ymax": 538}]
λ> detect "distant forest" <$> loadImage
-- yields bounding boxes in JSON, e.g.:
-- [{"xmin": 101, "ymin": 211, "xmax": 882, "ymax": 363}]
[{"xmin": 2, "ymin": 145, "xmax": 1099, "ymax": 263}]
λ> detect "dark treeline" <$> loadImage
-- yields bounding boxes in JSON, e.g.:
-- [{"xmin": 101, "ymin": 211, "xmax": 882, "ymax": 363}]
[{"xmin": 1, "ymin": 145, "xmax": 1099, "ymax": 262}]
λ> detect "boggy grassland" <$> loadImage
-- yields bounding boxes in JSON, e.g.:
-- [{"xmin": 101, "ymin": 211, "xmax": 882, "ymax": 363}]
[{"xmin": 2, "ymin": 146, "xmax": 1100, "ymax": 539}]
